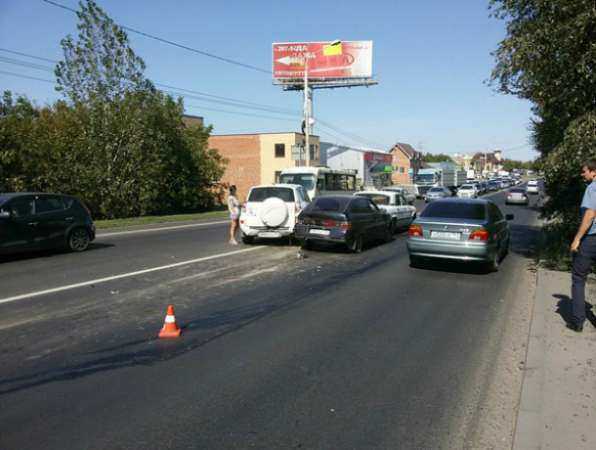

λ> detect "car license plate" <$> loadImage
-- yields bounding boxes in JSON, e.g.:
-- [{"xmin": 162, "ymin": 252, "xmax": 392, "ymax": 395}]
[
  {"xmin": 431, "ymin": 231, "xmax": 461, "ymax": 240},
  {"xmin": 309, "ymin": 229, "xmax": 330, "ymax": 236},
  {"xmin": 258, "ymin": 231, "xmax": 282, "ymax": 238}
]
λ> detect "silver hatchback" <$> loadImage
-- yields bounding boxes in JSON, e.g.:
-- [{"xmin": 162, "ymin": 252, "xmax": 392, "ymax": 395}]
[{"xmin": 407, "ymin": 198, "xmax": 513, "ymax": 271}]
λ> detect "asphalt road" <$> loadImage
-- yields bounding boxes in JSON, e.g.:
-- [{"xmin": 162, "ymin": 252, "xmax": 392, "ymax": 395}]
[{"xmin": 0, "ymin": 188, "xmax": 542, "ymax": 449}]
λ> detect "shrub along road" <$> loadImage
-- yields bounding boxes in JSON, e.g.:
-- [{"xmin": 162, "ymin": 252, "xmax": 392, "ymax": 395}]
[{"xmin": 0, "ymin": 190, "xmax": 542, "ymax": 449}]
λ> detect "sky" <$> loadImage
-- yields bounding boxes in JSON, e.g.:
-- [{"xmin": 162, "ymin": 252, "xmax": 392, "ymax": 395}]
[{"xmin": 0, "ymin": 0, "xmax": 538, "ymax": 161}]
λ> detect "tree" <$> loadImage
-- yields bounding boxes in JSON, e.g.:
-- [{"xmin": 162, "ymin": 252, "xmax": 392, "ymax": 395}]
[
  {"xmin": 490, "ymin": 0, "xmax": 595, "ymax": 213},
  {"xmin": 490, "ymin": 0, "xmax": 595, "ymax": 154},
  {"xmin": 422, "ymin": 152, "xmax": 453, "ymax": 163},
  {"xmin": 55, "ymin": 0, "xmax": 153, "ymax": 103}
]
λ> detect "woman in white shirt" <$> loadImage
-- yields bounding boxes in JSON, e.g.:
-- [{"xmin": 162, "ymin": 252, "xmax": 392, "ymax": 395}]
[{"xmin": 227, "ymin": 185, "xmax": 240, "ymax": 244}]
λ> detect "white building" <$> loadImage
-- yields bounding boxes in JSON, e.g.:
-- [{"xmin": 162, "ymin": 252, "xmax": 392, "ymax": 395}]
[{"xmin": 320, "ymin": 143, "xmax": 393, "ymax": 189}]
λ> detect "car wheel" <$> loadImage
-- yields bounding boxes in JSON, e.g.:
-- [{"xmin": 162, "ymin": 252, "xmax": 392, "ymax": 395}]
[
  {"xmin": 383, "ymin": 226, "xmax": 393, "ymax": 243},
  {"xmin": 68, "ymin": 227, "xmax": 90, "ymax": 252},
  {"xmin": 241, "ymin": 234, "xmax": 255, "ymax": 245},
  {"xmin": 488, "ymin": 249, "xmax": 500, "ymax": 272},
  {"xmin": 348, "ymin": 234, "xmax": 363, "ymax": 253}
]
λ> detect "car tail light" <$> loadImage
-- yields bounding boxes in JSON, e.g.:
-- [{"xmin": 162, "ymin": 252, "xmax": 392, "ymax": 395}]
[
  {"xmin": 408, "ymin": 224, "xmax": 423, "ymax": 237},
  {"xmin": 322, "ymin": 219, "xmax": 337, "ymax": 227},
  {"xmin": 469, "ymin": 228, "xmax": 490, "ymax": 241},
  {"xmin": 339, "ymin": 221, "xmax": 351, "ymax": 231}
]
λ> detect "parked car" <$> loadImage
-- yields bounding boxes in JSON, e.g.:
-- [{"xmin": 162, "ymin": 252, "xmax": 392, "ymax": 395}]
[
  {"xmin": 506, "ymin": 187, "xmax": 529, "ymax": 205},
  {"xmin": 526, "ymin": 179, "xmax": 540, "ymax": 194},
  {"xmin": 239, "ymin": 184, "xmax": 310, "ymax": 244},
  {"xmin": 382, "ymin": 185, "xmax": 418, "ymax": 203},
  {"xmin": 0, "ymin": 192, "xmax": 95, "ymax": 256},
  {"xmin": 487, "ymin": 180, "xmax": 500, "ymax": 191},
  {"xmin": 407, "ymin": 198, "xmax": 513, "ymax": 271},
  {"xmin": 295, "ymin": 195, "xmax": 392, "ymax": 253},
  {"xmin": 457, "ymin": 184, "xmax": 478, "ymax": 199},
  {"xmin": 425, "ymin": 186, "xmax": 452, "ymax": 203},
  {"xmin": 354, "ymin": 190, "xmax": 416, "ymax": 233}
]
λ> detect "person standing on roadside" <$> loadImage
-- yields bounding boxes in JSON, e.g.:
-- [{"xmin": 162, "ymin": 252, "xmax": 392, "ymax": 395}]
[
  {"xmin": 227, "ymin": 185, "xmax": 240, "ymax": 245},
  {"xmin": 569, "ymin": 159, "xmax": 596, "ymax": 332}
]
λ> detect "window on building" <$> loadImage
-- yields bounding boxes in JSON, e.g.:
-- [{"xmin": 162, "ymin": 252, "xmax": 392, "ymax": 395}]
[{"xmin": 275, "ymin": 143, "xmax": 285, "ymax": 158}]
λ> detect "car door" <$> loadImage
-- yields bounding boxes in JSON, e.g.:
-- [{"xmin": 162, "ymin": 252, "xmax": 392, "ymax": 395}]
[
  {"xmin": 33, "ymin": 195, "xmax": 69, "ymax": 249},
  {"xmin": 348, "ymin": 198, "xmax": 371, "ymax": 240},
  {"xmin": 488, "ymin": 202, "xmax": 507, "ymax": 247},
  {"xmin": 393, "ymin": 194, "xmax": 407, "ymax": 227},
  {"xmin": 363, "ymin": 198, "xmax": 387, "ymax": 238},
  {"xmin": 0, "ymin": 196, "xmax": 36, "ymax": 254}
]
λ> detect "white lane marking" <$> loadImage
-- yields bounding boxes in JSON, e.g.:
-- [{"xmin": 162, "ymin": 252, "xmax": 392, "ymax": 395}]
[
  {"xmin": 97, "ymin": 220, "xmax": 228, "ymax": 238},
  {"xmin": 0, "ymin": 246, "xmax": 264, "ymax": 305}
]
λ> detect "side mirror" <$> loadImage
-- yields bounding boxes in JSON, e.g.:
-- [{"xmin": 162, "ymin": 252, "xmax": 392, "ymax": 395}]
[
  {"xmin": 0, "ymin": 211, "xmax": 10, "ymax": 219},
  {"xmin": 506, "ymin": 214, "xmax": 514, "ymax": 221}
]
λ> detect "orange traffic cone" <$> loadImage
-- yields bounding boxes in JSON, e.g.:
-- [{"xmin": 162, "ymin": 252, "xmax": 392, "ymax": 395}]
[{"xmin": 158, "ymin": 305, "xmax": 182, "ymax": 339}]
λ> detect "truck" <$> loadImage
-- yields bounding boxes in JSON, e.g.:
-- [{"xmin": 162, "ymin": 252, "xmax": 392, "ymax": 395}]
[{"xmin": 414, "ymin": 162, "xmax": 467, "ymax": 196}]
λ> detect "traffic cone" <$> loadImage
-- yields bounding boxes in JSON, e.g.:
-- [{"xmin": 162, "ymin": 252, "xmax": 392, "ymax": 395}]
[{"xmin": 158, "ymin": 305, "xmax": 181, "ymax": 339}]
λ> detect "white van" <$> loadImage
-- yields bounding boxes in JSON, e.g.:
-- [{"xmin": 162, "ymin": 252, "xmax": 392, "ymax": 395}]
[{"xmin": 239, "ymin": 184, "xmax": 310, "ymax": 244}]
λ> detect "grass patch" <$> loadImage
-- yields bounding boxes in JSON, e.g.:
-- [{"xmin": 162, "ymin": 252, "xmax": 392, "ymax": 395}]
[{"xmin": 95, "ymin": 210, "xmax": 228, "ymax": 230}]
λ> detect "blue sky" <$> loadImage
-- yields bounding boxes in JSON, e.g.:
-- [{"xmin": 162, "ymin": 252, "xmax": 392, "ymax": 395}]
[{"xmin": 0, "ymin": 0, "xmax": 537, "ymax": 160}]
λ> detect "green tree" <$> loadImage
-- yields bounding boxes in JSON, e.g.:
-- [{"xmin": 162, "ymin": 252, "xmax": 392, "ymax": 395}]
[
  {"xmin": 55, "ymin": 0, "xmax": 153, "ymax": 103},
  {"xmin": 422, "ymin": 152, "xmax": 453, "ymax": 163}
]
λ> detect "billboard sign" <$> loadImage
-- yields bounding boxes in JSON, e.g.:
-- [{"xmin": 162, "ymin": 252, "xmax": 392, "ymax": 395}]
[{"xmin": 272, "ymin": 41, "xmax": 373, "ymax": 84}]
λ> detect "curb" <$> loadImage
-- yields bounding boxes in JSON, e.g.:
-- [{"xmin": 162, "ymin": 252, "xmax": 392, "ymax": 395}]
[{"xmin": 512, "ymin": 269, "xmax": 547, "ymax": 450}]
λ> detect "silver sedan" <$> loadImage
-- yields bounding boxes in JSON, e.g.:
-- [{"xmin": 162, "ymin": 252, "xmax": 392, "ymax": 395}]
[
  {"xmin": 424, "ymin": 187, "xmax": 452, "ymax": 203},
  {"xmin": 407, "ymin": 198, "xmax": 513, "ymax": 271}
]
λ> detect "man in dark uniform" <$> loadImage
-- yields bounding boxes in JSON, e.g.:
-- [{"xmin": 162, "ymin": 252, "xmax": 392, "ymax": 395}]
[{"xmin": 569, "ymin": 158, "xmax": 596, "ymax": 332}]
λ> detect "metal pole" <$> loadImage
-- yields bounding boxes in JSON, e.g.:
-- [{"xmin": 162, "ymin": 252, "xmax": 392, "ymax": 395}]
[{"xmin": 304, "ymin": 58, "xmax": 310, "ymax": 166}]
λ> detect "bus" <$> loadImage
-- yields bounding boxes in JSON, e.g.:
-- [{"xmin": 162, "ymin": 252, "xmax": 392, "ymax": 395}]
[{"xmin": 279, "ymin": 166, "xmax": 358, "ymax": 200}]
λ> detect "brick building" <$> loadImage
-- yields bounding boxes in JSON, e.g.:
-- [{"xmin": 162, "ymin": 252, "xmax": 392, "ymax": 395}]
[
  {"xmin": 208, "ymin": 132, "xmax": 320, "ymax": 201},
  {"xmin": 389, "ymin": 142, "xmax": 422, "ymax": 185}
]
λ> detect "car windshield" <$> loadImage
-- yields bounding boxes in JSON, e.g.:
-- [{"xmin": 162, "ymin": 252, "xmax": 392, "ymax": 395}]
[
  {"xmin": 510, "ymin": 188, "xmax": 525, "ymax": 193},
  {"xmin": 421, "ymin": 202, "xmax": 486, "ymax": 220},
  {"xmin": 278, "ymin": 174, "xmax": 316, "ymax": 191},
  {"xmin": 0, "ymin": 195, "xmax": 9, "ymax": 207},
  {"xmin": 429, "ymin": 187, "xmax": 443, "ymax": 192},
  {"xmin": 356, "ymin": 194, "xmax": 389, "ymax": 205},
  {"xmin": 248, "ymin": 187, "xmax": 295, "ymax": 202},
  {"xmin": 309, "ymin": 197, "xmax": 350, "ymax": 212},
  {"xmin": 460, "ymin": 185, "xmax": 474, "ymax": 189}
]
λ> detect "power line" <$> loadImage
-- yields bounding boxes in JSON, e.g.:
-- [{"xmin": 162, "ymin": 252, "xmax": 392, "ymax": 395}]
[
  {"xmin": 41, "ymin": 0, "xmax": 271, "ymax": 74},
  {"xmin": 0, "ymin": 69, "xmax": 55, "ymax": 84},
  {"xmin": 0, "ymin": 49, "xmax": 298, "ymax": 116}
]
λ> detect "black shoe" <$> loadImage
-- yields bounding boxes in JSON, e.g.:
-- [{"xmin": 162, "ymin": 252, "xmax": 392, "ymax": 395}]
[{"xmin": 566, "ymin": 322, "xmax": 584, "ymax": 333}]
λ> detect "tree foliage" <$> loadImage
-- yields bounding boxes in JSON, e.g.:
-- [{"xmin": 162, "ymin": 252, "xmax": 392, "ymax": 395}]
[
  {"xmin": 55, "ymin": 0, "xmax": 153, "ymax": 103},
  {"xmin": 0, "ymin": 90, "xmax": 225, "ymax": 218},
  {"xmin": 422, "ymin": 152, "xmax": 453, "ymax": 163},
  {"xmin": 490, "ymin": 0, "xmax": 596, "ymax": 222},
  {"xmin": 1, "ymin": 1, "xmax": 226, "ymax": 218}
]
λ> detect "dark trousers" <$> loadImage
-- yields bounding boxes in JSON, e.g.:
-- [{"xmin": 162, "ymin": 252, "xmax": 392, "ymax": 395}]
[{"xmin": 571, "ymin": 234, "xmax": 596, "ymax": 324}]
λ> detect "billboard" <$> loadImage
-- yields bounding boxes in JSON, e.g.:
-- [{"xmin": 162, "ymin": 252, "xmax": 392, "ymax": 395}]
[{"xmin": 272, "ymin": 41, "xmax": 373, "ymax": 84}]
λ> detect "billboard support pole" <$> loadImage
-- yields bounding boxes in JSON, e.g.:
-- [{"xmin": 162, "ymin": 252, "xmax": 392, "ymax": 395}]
[{"xmin": 304, "ymin": 58, "xmax": 310, "ymax": 166}]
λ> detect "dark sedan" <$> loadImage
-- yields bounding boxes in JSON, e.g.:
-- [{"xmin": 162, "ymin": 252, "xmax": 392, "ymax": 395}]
[
  {"xmin": 407, "ymin": 198, "xmax": 513, "ymax": 271},
  {"xmin": 295, "ymin": 195, "xmax": 392, "ymax": 252},
  {"xmin": 0, "ymin": 192, "xmax": 95, "ymax": 256}
]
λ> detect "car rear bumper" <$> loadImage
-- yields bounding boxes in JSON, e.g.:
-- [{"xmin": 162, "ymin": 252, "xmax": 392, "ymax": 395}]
[
  {"xmin": 294, "ymin": 224, "xmax": 349, "ymax": 244},
  {"xmin": 407, "ymin": 238, "xmax": 496, "ymax": 262},
  {"xmin": 506, "ymin": 197, "xmax": 529, "ymax": 204}
]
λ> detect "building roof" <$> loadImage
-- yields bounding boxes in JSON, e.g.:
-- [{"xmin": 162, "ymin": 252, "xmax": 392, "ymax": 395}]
[{"xmin": 390, "ymin": 142, "xmax": 418, "ymax": 159}]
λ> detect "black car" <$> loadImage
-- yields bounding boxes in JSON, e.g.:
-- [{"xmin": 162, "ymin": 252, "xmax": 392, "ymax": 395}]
[
  {"xmin": 0, "ymin": 193, "xmax": 96, "ymax": 256},
  {"xmin": 295, "ymin": 195, "xmax": 392, "ymax": 252}
]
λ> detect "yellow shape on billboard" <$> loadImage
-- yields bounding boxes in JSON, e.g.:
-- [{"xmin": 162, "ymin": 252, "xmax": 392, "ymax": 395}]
[{"xmin": 323, "ymin": 42, "xmax": 342, "ymax": 56}]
